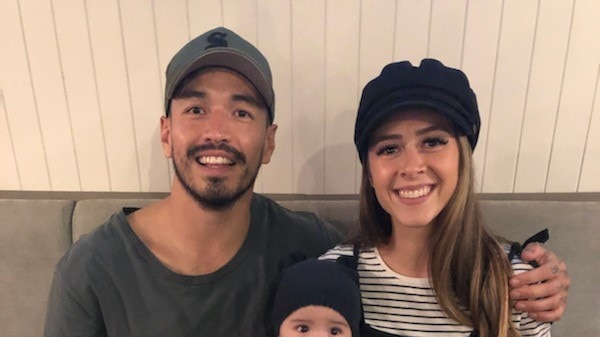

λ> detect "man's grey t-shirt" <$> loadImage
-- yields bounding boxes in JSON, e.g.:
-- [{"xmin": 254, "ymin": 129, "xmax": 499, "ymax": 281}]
[{"xmin": 44, "ymin": 194, "xmax": 343, "ymax": 337}]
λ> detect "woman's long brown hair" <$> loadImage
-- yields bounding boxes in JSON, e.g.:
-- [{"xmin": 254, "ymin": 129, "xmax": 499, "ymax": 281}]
[{"xmin": 355, "ymin": 136, "xmax": 520, "ymax": 337}]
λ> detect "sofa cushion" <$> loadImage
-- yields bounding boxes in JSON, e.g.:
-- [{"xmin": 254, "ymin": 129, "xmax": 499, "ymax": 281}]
[
  {"xmin": 72, "ymin": 199, "xmax": 157, "ymax": 242},
  {"xmin": 66, "ymin": 196, "xmax": 599, "ymax": 337},
  {"xmin": 0, "ymin": 199, "xmax": 74, "ymax": 337},
  {"xmin": 480, "ymin": 200, "xmax": 600, "ymax": 337}
]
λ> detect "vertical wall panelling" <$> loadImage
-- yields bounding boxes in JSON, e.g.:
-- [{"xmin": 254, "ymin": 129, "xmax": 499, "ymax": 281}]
[
  {"xmin": 354, "ymin": 0, "xmax": 400, "ymax": 193},
  {"xmin": 19, "ymin": 0, "xmax": 81, "ymax": 190},
  {"xmin": 222, "ymin": 0, "xmax": 264, "ymax": 193},
  {"xmin": 0, "ymin": 0, "xmax": 43, "ymax": 189},
  {"xmin": 291, "ymin": 1, "xmax": 326, "ymax": 194},
  {"xmin": 513, "ymin": 0, "xmax": 573, "ymax": 192},
  {"xmin": 152, "ymin": 0, "xmax": 190, "ymax": 189},
  {"xmin": 481, "ymin": 0, "xmax": 538, "ymax": 192},
  {"xmin": 393, "ymin": 0, "xmax": 430, "ymax": 64},
  {"xmin": 461, "ymin": 0, "xmax": 503, "ymax": 192},
  {"xmin": 0, "ymin": 91, "xmax": 21, "ymax": 190},
  {"xmin": 86, "ymin": 0, "xmax": 141, "ymax": 191},
  {"xmin": 324, "ymin": 0, "xmax": 360, "ymax": 194},
  {"xmin": 1, "ymin": 0, "xmax": 49, "ymax": 190},
  {"xmin": 428, "ymin": 0, "xmax": 467, "ymax": 68},
  {"xmin": 53, "ymin": 0, "xmax": 111, "ymax": 191},
  {"xmin": 223, "ymin": 0, "xmax": 257, "ymax": 35},
  {"xmin": 257, "ymin": 0, "xmax": 294, "ymax": 194},
  {"xmin": 578, "ymin": 66, "xmax": 600, "ymax": 192},
  {"xmin": 546, "ymin": 0, "xmax": 600, "ymax": 192},
  {"xmin": 3, "ymin": 1, "xmax": 600, "ymax": 194},
  {"xmin": 187, "ymin": 0, "xmax": 223, "ymax": 37},
  {"xmin": 118, "ymin": 0, "xmax": 170, "ymax": 192}
]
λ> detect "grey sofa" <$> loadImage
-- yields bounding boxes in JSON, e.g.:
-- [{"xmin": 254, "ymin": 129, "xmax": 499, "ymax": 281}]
[{"xmin": 1, "ymin": 192, "xmax": 599, "ymax": 337}]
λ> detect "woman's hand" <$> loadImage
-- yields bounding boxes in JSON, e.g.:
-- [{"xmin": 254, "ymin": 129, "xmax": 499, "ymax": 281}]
[{"xmin": 509, "ymin": 242, "xmax": 570, "ymax": 322}]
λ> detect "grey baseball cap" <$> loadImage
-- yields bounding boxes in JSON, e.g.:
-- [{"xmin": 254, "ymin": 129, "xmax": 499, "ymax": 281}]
[{"xmin": 164, "ymin": 27, "xmax": 275, "ymax": 122}]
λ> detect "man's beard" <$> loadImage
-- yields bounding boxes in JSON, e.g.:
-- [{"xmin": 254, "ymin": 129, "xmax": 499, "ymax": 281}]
[{"xmin": 172, "ymin": 142, "xmax": 262, "ymax": 211}]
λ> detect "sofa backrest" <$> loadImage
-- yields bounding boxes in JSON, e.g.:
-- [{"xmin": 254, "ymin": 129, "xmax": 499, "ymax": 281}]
[
  {"xmin": 1, "ymin": 194, "xmax": 598, "ymax": 337},
  {"xmin": 0, "ymin": 199, "xmax": 74, "ymax": 337}
]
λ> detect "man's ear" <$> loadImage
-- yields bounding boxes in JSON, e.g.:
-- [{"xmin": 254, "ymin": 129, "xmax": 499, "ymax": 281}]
[
  {"xmin": 160, "ymin": 116, "xmax": 173, "ymax": 158},
  {"xmin": 261, "ymin": 124, "xmax": 277, "ymax": 164}
]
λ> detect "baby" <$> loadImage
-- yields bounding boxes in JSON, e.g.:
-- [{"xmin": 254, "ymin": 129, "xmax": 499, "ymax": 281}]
[{"xmin": 271, "ymin": 258, "xmax": 361, "ymax": 337}]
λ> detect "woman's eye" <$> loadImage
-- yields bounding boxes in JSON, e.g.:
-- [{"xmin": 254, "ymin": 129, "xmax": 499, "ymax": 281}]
[
  {"xmin": 423, "ymin": 137, "xmax": 448, "ymax": 147},
  {"xmin": 296, "ymin": 324, "xmax": 309, "ymax": 333},
  {"xmin": 376, "ymin": 145, "xmax": 398, "ymax": 155}
]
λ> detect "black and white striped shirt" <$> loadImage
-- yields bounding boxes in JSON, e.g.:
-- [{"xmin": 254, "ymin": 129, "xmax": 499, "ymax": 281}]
[{"xmin": 320, "ymin": 245, "xmax": 551, "ymax": 337}]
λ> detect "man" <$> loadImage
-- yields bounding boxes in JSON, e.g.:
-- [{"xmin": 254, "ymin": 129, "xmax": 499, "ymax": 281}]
[{"xmin": 44, "ymin": 27, "xmax": 569, "ymax": 337}]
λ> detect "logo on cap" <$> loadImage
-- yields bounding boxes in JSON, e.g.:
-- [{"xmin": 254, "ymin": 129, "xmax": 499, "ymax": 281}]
[{"xmin": 206, "ymin": 32, "xmax": 228, "ymax": 49}]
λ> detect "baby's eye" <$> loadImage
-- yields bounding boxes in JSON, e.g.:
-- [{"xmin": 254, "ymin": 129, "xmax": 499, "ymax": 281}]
[
  {"xmin": 296, "ymin": 324, "xmax": 309, "ymax": 333},
  {"xmin": 330, "ymin": 327, "xmax": 343, "ymax": 335},
  {"xmin": 423, "ymin": 137, "xmax": 448, "ymax": 147}
]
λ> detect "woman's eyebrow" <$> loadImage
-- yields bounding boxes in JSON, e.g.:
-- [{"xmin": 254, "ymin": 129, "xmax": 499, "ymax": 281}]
[
  {"xmin": 416, "ymin": 124, "xmax": 447, "ymax": 135},
  {"xmin": 371, "ymin": 133, "xmax": 402, "ymax": 145}
]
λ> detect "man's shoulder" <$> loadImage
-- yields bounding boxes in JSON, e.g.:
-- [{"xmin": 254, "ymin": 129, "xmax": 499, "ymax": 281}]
[
  {"xmin": 253, "ymin": 194, "xmax": 340, "ymax": 230},
  {"xmin": 251, "ymin": 194, "xmax": 344, "ymax": 250},
  {"xmin": 55, "ymin": 210, "xmax": 130, "ymax": 276}
]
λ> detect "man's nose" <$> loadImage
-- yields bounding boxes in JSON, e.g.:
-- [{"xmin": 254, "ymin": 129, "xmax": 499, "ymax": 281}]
[{"xmin": 202, "ymin": 111, "xmax": 231, "ymax": 143}]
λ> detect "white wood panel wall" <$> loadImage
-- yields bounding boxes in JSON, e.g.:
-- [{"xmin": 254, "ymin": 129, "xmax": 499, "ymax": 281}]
[{"xmin": 1, "ymin": 0, "xmax": 599, "ymax": 194}]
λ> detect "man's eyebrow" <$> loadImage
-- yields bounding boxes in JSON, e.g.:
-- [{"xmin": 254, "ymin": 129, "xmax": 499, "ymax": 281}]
[
  {"xmin": 231, "ymin": 94, "xmax": 262, "ymax": 108},
  {"xmin": 176, "ymin": 90, "xmax": 206, "ymax": 99}
]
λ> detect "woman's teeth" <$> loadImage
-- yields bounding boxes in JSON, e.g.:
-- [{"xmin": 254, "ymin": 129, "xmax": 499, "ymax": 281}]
[{"xmin": 398, "ymin": 186, "xmax": 431, "ymax": 199}]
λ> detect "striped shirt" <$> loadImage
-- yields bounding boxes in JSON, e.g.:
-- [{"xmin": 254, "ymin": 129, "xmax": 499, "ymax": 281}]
[{"xmin": 320, "ymin": 245, "xmax": 551, "ymax": 337}]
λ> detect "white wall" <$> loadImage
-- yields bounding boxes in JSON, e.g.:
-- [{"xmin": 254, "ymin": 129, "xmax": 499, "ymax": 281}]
[{"xmin": 1, "ymin": 0, "xmax": 599, "ymax": 194}]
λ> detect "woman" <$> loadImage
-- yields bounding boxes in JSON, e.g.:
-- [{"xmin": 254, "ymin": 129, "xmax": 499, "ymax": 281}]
[{"xmin": 322, "ymin": 59, "xmax": 551, "ymax": 337}]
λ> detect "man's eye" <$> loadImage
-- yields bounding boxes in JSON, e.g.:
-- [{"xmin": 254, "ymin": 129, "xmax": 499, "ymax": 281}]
[
  {"xmin": 234, "ymin": 110, "xmax": 251, "ymax": 118},
  {"xmin": 296, "ymin": 324, "xmax": 309, "ymax": 333},
  {"xmin": 188, "ymin": 106, "xmax": 203, "ymax": 114}
]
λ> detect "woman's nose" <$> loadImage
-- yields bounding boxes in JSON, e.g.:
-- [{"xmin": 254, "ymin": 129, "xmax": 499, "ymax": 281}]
[{"xmin": 398, "ymin": 146, "xmax": 425, "ymax": 178}]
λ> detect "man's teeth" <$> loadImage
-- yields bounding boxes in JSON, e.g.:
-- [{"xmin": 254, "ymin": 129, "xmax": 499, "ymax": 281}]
[
  {"xmin": 199, "ymin": 156, "xmax": 233, "ymax": 165},
  {"xmin": 398, "ymin": 186, "xmax": 431, "ymax": 199}
]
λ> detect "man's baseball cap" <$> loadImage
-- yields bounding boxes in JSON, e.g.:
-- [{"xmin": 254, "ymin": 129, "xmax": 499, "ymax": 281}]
[
  {"xmin": 164, "ymin": 27, "xmax": 275, "ymax": 122},
  {"xmin": 354, "ymin": 59, "xmax": 481, "ymax": 162}
]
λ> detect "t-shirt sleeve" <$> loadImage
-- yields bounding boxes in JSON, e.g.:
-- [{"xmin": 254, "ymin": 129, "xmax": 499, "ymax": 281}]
[{"xmin": 44, "ymin": 260, "xmax": 105, "ymax": 337}]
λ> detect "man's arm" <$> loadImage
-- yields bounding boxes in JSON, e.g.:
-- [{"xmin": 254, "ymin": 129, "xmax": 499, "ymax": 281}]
[
  {"xmin": 509, "ymin": 242, "xmax": 570, "ymax": 322},
  {"xmin": 44, "ymin": 270, "xmax": 105, "ymax": 337}
]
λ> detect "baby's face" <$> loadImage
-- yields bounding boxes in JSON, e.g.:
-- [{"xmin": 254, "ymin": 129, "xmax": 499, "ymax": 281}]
[{"xmin": 279, "ymin": 305, "xmax": 351, "ymax": 337}]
